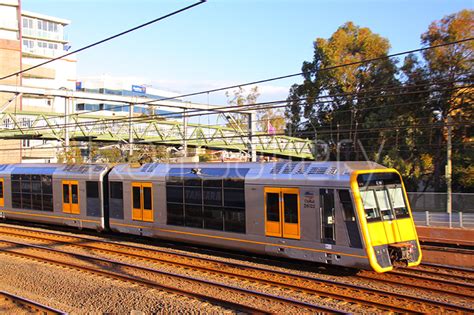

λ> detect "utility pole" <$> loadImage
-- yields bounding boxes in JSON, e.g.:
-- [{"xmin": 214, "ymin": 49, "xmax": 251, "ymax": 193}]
[
  {"xmin": 129, "ymin": 102, "xmax": 134, "ymax": 158},
  {"xmin": 446, "ymin": 115, "xmax": 452, "ymax": 216},
  {"xmin": 248, "ymin": 112, "xmax": 257, "ymax": 162},
  {"xmin": 183, "ymin": 108, "xmax": 188, "ymax": 158},
  {"xmin": 64, "ymin": 96, "xmax": 70, "ymax": 160}
]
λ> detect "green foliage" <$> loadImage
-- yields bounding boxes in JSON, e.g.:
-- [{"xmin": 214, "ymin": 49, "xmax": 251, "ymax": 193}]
[{"xmin": 285, "ymin": 11, "xmax": 473, "ymax": 192}]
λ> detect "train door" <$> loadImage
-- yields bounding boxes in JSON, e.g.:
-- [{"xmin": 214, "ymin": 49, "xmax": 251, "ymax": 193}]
[
  {"xmin": 320, "ymin": 189, "xmax": 335, "ymax": 244},
  {"xmin": 264, "ymin": 187, "xmax": 300, "ymax": 239},
  {"xmin": 62, "ymin": 180, "xmax": 80, "ymax": 214},
  {"xmin": 0, "ymin": 178, "xmax": 4, "ymax": 207},
  {"xmin": 131, "ymin": 182, "xmax": 153, "ymax": 222}
]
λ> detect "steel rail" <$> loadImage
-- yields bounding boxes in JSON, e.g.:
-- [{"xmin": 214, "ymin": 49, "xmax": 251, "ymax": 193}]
[
  {"xmin": 0, "ymin": 225, "xmax": 471, "ymax": 313},
  {"xmin": 0, "ymin": 290, "xmax": 66, "ymax": 315},
  {"xmin": 0, "ymin": 238, "xmax": 340, "ymax": 314}
]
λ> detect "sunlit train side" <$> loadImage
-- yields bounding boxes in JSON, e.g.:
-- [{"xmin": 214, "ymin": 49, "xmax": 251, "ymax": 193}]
[
  {"xmin": 0, "ymin": 161, "xmax": 421, "ymax": 272},
  {"xmin": 107, "ymin": 161, "xmax": 421, "ymax": 272},
  {"xmin": 0, "ymin": 164, "xmax": 110, "ymax": 231}
]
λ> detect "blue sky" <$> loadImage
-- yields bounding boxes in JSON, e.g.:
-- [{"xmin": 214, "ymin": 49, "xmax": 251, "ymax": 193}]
[{"xmin": 22, "ymin": 0, "xmax": 472, "ymax": 104}]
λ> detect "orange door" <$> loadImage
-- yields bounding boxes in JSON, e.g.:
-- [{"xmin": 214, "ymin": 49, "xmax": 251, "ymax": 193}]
[
  {"xmin": 132, "ymin": 183, "xmax": 142, "ymax": 221},
  {"xmin": 62, "ymin": 181, "xmax": 71, "ymax": 213},
  {"xmin": 62, "ymin": 180, "xmax": 80, "ymax": 214},
  {"xmin": 70, "ymin": 181, "xmax": 80, "ymax": 214},
  {"xmin": 265, "ymin": 187, "xmax": 300, "ymax": 239},
  {"xmin": 0, "ymin": 178, "xmax": 4, "ymax": 207},
  {"xmin": 265, "ymin": 187, "xmax": 282, "ymax": 237},
  {"xmin": 142, "ymin": 183, "xmax": 153, "ymax": 222},
  {"xmin": 281, "ymin": 188, "xmax": 300, "ymax": 239}
]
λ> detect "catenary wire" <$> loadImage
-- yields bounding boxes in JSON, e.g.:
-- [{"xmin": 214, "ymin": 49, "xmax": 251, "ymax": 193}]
[
  {"xmin": 47, "ymin": 38, "xmax": 474, "ymax": 118},
  {"xmin": 0, "ymin": 0, "xmax": 207, "ymax": 81}
]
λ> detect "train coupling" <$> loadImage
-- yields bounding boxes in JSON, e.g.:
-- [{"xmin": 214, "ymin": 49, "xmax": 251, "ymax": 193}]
[{"xmin": 388, "ymin": 242, "xmax": 414, "ymax": 264}]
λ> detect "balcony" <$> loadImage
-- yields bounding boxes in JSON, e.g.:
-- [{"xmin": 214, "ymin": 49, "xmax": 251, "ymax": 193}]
[{"xmin": 22, "ymin": 28, "xmax": 68, "ymax": 43}]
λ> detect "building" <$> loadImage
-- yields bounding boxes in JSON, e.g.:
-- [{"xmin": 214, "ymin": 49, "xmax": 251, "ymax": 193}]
[
  {"xmin": 0, "ymin": 0, "xmax": 76, "ymax": 163},
  {"xmin": 75, "ymin": 75, "xmax": 183, "ymax": 118}
]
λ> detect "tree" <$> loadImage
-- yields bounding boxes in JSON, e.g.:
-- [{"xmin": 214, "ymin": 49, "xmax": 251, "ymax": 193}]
[
  {"xmin": 225, "ymin": 86, "xmax": 260, "ymax": 132},
  {"xmin": 285, "ymin": 21, "xmax": 399, "ymax": 160},
  {"xmin": 420, "ymin": 9, "xmax": 474, "ymax": 192},
  {"xmin": 225, "ymin": 86, "xmax": 284, "ymax": 134}
]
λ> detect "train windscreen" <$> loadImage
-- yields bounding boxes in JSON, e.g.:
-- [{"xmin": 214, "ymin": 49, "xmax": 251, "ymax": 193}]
[{"xmin": 358, "ymin": 173, "xmax": 410, "ymax": 222}]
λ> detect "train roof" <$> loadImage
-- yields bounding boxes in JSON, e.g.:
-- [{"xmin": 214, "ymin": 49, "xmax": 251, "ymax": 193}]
[
  {"xmin": 108, "ymin": 161, "xmax": 388, "ymax": 186},
  {"xmin": 0, "ymin": 163, "xmax": 110, "ymax": 180}
]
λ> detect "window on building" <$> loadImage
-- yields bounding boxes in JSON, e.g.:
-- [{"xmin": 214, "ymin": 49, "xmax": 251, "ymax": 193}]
[{"xmin": 166, "ymin": 168, "xmax": 248, "ymax": 234}]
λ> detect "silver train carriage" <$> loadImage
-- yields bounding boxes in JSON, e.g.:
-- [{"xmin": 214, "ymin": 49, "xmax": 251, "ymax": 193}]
[{"xmin": 0, "ymin": 161, "xmax": 422, "ymax": 272}]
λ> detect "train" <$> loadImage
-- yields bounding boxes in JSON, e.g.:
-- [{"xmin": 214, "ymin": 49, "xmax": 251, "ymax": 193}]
[{"xmin": 0, "ymin": 161, "xmax": 422, "ymax": 273}]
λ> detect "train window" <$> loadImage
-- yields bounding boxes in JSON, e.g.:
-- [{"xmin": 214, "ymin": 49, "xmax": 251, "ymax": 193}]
[
  {"xmin": 360, "ymin": 190, "xmax": 381, "ymax": 222},
  {"xmin": 223, "ymin": 189, "xmax": 245, "ymax": 208},
  {"xmin": 132, "ymin": 186, "xmax": 141, "ymax": 209},
  {"xmin": 63, "ymin": 184, "xmax": 70, "ymax": 204},
  {"xmin": 321, "ymin": 189, "xmax": 335, "ymax": 243},
  {"xmin": 43, "ymin": 196, "xmax": 53, "ymax": 212},
  {"xmin": 166, "ymin": 167, "xmax": 247, "ymax": 233},
  {"xmin": 86, "ymin": 181, "xmax": 101, "ymax": 217},
  {"xmin": 41, "ymin": 176, "xmax": 52, "ymax": 194},
  {"xmin": 71, "ymin": 184, "xmax": 79, "ymax": 204},
  {"xmin": 339, "ymin": 189, "xmax": 362, "ymax": 248},
  {"xmin": 184, "ymin": 177, "xmax": 202, "ymax": 187},
  {"xmin": 224, "ymin": 208, "xmax": 245, "ymax": 233},
  {"xmin": 185, "ymin": 204, "xmax": 203, "ymax": 228},
  {"xmin": 376, "ymin": 190, "xmax": 394, "ymax": 220},
  {"xmin": 283, "ymin": 193, "xmax": 298, "ymax": 224},
  {"xmin": 143, "ymin": 186, "xmax": 152, "ymax": 210},
  {"xmin": 203, "ymin": 206, "xmax": 224, "ymax": 230},
  {"xmin": 12, "ymin": 193, "xmax": 21, "ymax": 208},
  {"xmin": 86, "ymin": 181, "xmax": 99, "ymax": 199},
  {"xmin": 388, "ymin": 187, "xmax": 410, "ymax": 219},
  {"xmin": 166, "ymin": 185, "xmax": 183, "ymax": 203},
  {"xmin": 203, "ymin": 179, "xmax": 222, "ymax": 188},
  {"xmin": 339, "ymin": 190, "xmax": 356, "ymax": 222},
  {"xmin": 109, "ymin": 182, "xmax": 124, "ymax": 219},
  {"xmin": 21, "ymin": 180, "xmax": 31, "ymax": 193},
  {"xmin": 11, "ymin": 174, "xmax": 53, "ymax": 212},
  {"xmin": 22, "ymin": 194, "xmax": 32, "ymax": 210},
  {"xmin": 32, "ymin": 194, "xmax": 42, "ymax": 210},
  {"xmin": 266, "ymin": 193, "xmax": 280, "ymax": 222},
  {"xmin": 0, "ymin": 179, "xmax": 4, "ymax": 207},
  {"xmin": 184, "ymin": 187, "xmax": 202, "ymax": 204},
  {"xmin": 31, "ymin": 181, "xmax": 41, "ymax": 193},
  {"xmin": 167, "ymin": 203, "xmax": 184, "ymax": 226},
  {"xmin": 203, "ymin": 187, "xmax": 222, "ymax": 206},
  {"xmin": 110, "ymin": 182, "xmax": 123, "ymax": 199},
  {"xmin": 12, "ymin": 180, "xmax": 20, "ymax": 192}
]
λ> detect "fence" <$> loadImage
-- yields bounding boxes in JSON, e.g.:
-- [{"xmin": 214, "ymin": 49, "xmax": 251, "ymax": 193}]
[
  {"xmin": 408, "ymin": 192, "xmax": 474, "ymax": 228},
  {"xmin": 407, "ymin": 192, "xmax": 474, "ymax": 213},
  {"xmin": 412, "ymin": 211, "xmax": 474, "ymax": 228}
]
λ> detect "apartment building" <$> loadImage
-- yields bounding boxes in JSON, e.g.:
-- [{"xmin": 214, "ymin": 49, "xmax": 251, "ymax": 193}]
[{"xmin": 0, "ymin": 0, "xmax": 76, "ymax": 163}]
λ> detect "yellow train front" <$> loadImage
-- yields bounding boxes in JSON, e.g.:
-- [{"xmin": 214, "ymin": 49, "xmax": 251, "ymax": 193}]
[{"xmin": 351, "ymin": 169, "xmax": 422, "ymax": 272}]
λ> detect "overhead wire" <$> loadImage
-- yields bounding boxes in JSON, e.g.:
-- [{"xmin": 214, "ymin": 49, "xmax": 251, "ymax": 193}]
[
  {"xmin": 0, "ymin": 0, "xmax": 207, "ymax": 81},
  {"xmin": 1, "ymin": 83, "xmax": 470, "ymax": 134},
  {"xmin": 44, "ymin": 37, "xmax": 474, "ymax": 118}
]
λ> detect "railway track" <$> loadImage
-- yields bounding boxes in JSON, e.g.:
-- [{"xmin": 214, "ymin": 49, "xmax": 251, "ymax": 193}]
[
  {"xmin": 0, "ymin": 290, "xmax": 65, "ymax": 315},
  {"xmin": 0, "ymin": 238, "xmax": 339, "ymax": 314},
  {"xmin": 0, "ymin": 224, "xmax": 472, "ymax": 313}
]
